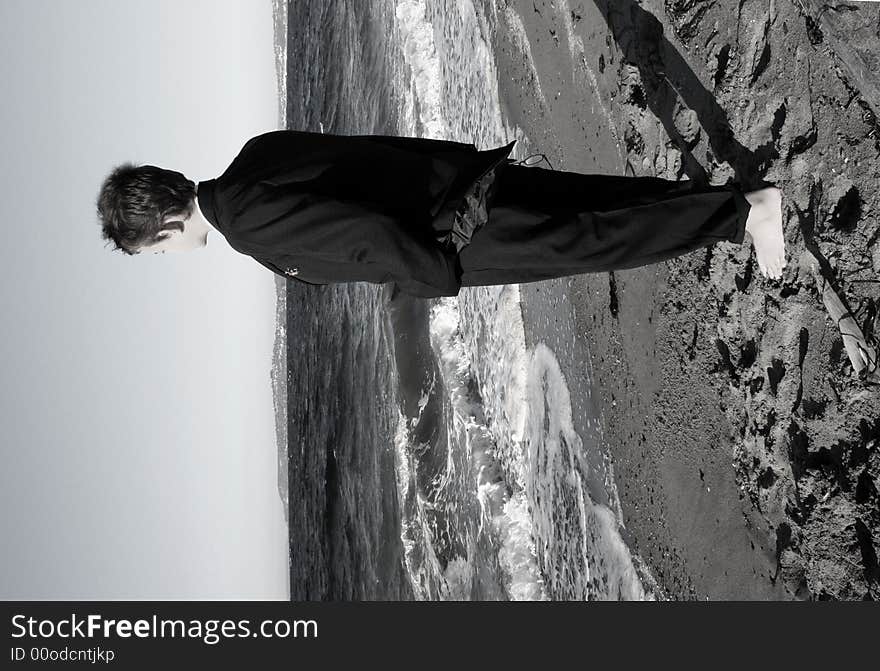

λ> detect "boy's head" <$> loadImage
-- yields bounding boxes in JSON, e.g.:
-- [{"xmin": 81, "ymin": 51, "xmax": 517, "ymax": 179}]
[{"xmin": 96, "ymin": 163, "xmax": 198, "ymax": 255}]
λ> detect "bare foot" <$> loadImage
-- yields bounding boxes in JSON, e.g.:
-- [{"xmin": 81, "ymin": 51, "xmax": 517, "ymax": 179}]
[{"xmin": 744, "ymin": 186, "xmax": 786, "ymax": 280}]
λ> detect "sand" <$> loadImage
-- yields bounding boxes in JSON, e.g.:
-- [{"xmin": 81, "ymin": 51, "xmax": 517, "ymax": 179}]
[{"xmin": 492, "ymin": 0, "xmax": 880, "ymax": 599}]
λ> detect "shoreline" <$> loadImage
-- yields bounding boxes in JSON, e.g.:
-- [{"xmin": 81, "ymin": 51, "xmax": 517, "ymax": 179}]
[
  {"xmin": 492, "ymin": 0, "xmax": 879, "ymax": 599},
  {"xmin": 493, "ymin": 0, "xmax": 782, "ymax": 598}
]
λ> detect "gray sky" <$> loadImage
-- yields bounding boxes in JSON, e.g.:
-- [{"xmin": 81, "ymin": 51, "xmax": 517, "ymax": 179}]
[{"xmin": 1, "ymin": 0, "xmax": 288, "ymax": 598}]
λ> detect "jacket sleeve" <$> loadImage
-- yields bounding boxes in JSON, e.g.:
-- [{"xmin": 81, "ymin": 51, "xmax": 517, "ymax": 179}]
[
  {"xmin": 253, "ymin": 249, "xmax": 459, "ymax": 298},
  {"xmin": 250, "ymin": 256, "xmax": 328, "ymax": 286},
  {"xmin": 240, "ymin": 186, "xmax": 462, "ymax": 298}
]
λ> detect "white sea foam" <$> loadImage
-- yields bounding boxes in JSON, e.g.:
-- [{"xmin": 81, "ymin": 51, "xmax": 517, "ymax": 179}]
[
  {"xmin": 393, "ymin": 409, "xmax": 412, "ymax": 507},
  {"xmin": 454, "ymin": 288, "xmax": 652, "ymax": 599},
  {"xmin": 496, "ymin": 492, "xmax": 547, "ymax": 600},
  {"xmin": 395, "ymin": 0, "xmax": 451, "ymax": 138},
  {"xmin": 456, "ymin": 285, "xmax": 530, "ymax": 485},
  {"xmin": 396, "ymin": 0, "xmax": 517, "ymax": 145},
  {"xmin": 524, "ymin": 344, "xmax": 649, "ymax": 599},
  {"xmin": 430, "ymin": 296, "xmax": 546, "ymax": 600}
]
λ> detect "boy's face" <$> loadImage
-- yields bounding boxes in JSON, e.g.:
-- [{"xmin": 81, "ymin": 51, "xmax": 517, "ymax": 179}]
[
  {"xmin": 138, "ymin": 228, "xmax": 198, "ymax": 254},
  {"xmin": 136, "ymin": 211, "xmax": 207, "ymax": 255}
]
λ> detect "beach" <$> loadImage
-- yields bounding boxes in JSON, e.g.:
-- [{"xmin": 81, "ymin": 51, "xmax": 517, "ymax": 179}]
[{"xmin": 491, "ymin": 0, "xmax": 879, "ymax": 599}]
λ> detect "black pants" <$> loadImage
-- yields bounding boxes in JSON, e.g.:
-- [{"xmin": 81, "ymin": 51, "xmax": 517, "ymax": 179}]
[{"xmin": 456, "ymin": 163, "xmax": 750, "ymax": 287}]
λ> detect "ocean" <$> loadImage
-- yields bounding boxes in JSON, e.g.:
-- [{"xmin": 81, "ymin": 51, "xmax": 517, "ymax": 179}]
[{"xmin": 275, "ymin": 0, "xmax": 658, "ymax": 600}]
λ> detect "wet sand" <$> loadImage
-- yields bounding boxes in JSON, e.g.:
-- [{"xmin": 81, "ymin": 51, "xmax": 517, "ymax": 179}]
[{"xmin": 492, "ymin": 0, "xmax": 879, "ymax": 599}]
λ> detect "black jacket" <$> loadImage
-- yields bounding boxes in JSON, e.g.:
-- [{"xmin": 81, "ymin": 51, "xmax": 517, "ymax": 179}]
[{"xmin": 196, "ymin": 130, "xmax": 515, "ymax": 297}]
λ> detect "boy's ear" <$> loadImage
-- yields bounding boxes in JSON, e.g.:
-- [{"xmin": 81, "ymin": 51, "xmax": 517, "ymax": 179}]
[
  {"xmin": 160, "ymin": 217, "xmax": 185, "ymax": 233},
  {"xmin": 153, "ymin": 229, "xmax": 177, "ymax": 244}
]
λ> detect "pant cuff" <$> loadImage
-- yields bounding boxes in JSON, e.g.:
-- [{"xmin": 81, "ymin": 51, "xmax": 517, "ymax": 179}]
[{"xmin": 726, "ymin": 183, "xmax": 750, "ymax": 244}]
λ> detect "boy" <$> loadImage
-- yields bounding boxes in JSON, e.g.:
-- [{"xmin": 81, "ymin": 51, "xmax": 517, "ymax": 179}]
[{"xmin": 97, "ymin": 130, "xmax": 785, "ymax": 298}]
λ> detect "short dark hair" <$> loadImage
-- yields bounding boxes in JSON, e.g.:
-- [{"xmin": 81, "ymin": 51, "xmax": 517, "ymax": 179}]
[{"xmin": 96, "ymin": 163, "xmax": 196, "ymax": 255}]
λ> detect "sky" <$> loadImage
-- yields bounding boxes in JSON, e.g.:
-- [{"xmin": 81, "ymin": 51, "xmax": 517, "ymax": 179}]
[{"xmin": 0, "ymin": 0, "xmax": 289, "ymax": 599}]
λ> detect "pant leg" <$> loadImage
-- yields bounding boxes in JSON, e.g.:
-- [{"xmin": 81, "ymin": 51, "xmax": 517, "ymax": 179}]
[{"xmin": 457, "ymin": 163, "xmax": 750, "ymax": 287}]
